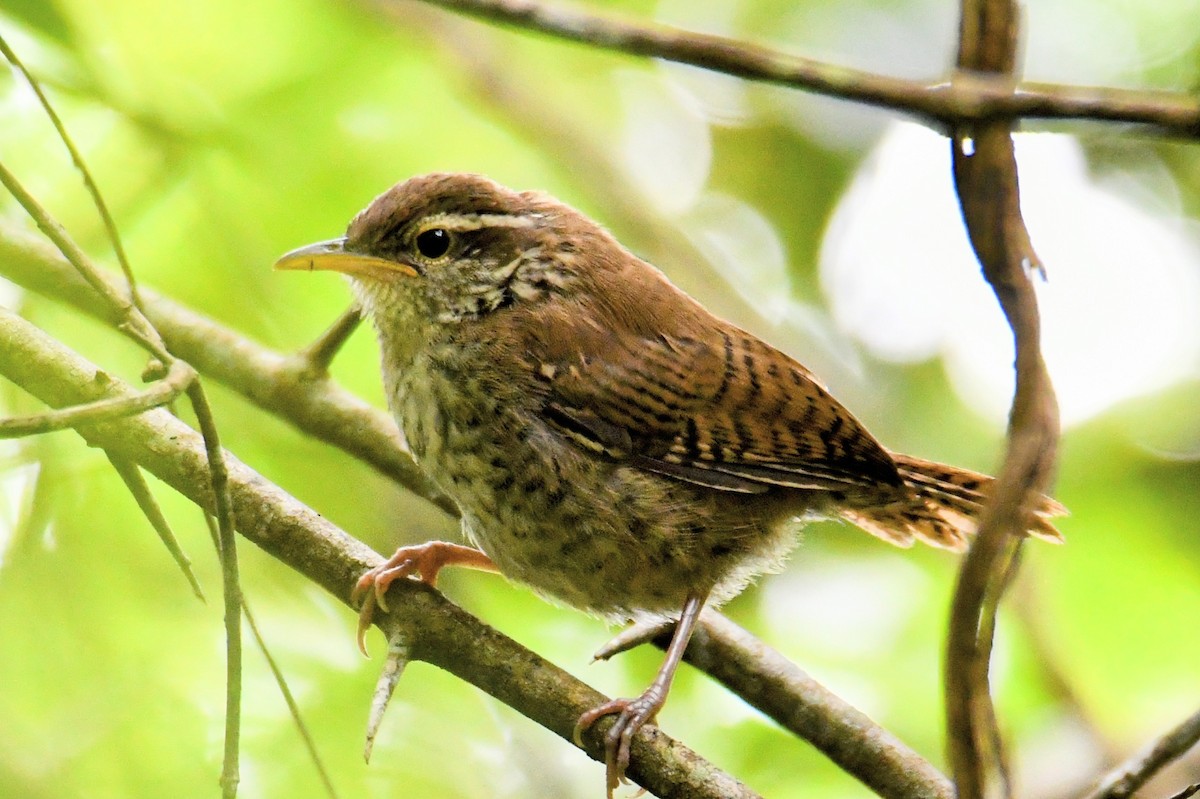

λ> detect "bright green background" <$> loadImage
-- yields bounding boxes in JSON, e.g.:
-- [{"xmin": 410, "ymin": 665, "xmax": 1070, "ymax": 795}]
[{"xmin": 1, "ymin": 1, "xmax": 1198, "ymax": 798}]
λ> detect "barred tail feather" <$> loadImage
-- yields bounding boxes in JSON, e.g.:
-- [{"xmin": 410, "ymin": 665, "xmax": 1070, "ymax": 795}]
[{"xmin": 840, "ymin": 454, "xmax": 1067, "ymax": 551}]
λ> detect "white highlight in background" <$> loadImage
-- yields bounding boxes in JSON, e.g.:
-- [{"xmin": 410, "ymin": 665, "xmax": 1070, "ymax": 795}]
[{"xmin": 820, "ymin": 122, "xmax": 1200, "ymax": 427}]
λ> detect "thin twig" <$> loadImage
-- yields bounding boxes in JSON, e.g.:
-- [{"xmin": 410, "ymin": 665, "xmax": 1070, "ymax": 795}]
[
  {"xmin": 185, "ymin": 382, "xmax": 243, "ymax": 799},
  {"xmin": 242, "ymin": 597, "xmax": 341, "ymax": 799},
  {"xmin": 944, "ymin": 0, "xmax": 1061, "ymax": 797},
  {"xmin": 106, "ymin": 452, "xmax": 206, "ymax": 602},
  {"xmin": 0, "ymin": 159, "xmax": 167, "ymax": 359},
  {"xmin": 1081, "ymin": 708, "xmax": 1200, "ymax": 799},
  {"xmin": 196, "ymin": 510, "xmax": 339, "ymax": 798},
  {"xmin": 0, "ymin": 32, "xmax": 144, "ymax": 312},
  {"xmin": 0, "ymin": 359, "xmax": 194, "ymax": 438},
  {"xmin": 388, "ymin": 0, "xmax": 1200, "ymax": 136}
]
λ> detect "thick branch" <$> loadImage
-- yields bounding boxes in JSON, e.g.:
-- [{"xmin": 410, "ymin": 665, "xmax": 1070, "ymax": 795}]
[
  {"xmin": 385, "ymin": 0, "xmax": 1200, "ymax": 135},
  {"xmin": 0, "ymin": 307, "xmax": 755, "ymax": 799}
]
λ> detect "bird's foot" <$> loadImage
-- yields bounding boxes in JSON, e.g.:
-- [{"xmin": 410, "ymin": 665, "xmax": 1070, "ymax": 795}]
[
  {"xmin": 351, "ymin": 541, "xmax": 496, "ymax": 656},
  {"xmin": 573, "ymin": 688, "xmax": 665, "ymax": 798}
]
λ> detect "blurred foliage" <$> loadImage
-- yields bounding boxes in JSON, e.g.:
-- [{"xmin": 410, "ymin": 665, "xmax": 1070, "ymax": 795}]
[{"xmin": 1, "ymin": 1, "xmax": 1199, "ymax": 798}]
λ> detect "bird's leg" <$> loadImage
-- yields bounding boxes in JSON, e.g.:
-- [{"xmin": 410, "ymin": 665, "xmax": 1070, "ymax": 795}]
[
  {"xmin": 299, "ymin": 302, "xmax": 362, "ymax": 373},
  {"xmin": 352, "ymin": 541, "xmax": 497, "ymax": 655},
  {"xmin": 592, "ymin": 618, "xmax": 677, "ymax": 662},
  {"xmin": 575, "ymin": 592, "xmax": 707, "ymax": 797}
]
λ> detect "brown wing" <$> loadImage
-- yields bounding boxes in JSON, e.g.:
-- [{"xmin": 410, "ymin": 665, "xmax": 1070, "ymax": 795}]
[{"xmin": 523, "ymin": 309, "xmax": 901, "ymax": 495}]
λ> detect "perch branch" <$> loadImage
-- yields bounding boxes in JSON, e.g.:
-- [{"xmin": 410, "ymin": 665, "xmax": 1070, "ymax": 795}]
[{"xmin": 0, "ymin": 307, "xmax": 757, "ymax": 799}]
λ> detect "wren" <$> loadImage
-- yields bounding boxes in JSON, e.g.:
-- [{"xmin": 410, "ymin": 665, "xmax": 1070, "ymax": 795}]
[{"xmin": 275, "ymin": 173, "xmax": 1064, "ymax": 796}]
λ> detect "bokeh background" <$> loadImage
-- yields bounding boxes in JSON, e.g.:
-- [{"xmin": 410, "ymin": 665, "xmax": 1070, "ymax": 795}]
[{"xmin": 1, "ymin": 0, "xmax": 1198, "ymax": 797}]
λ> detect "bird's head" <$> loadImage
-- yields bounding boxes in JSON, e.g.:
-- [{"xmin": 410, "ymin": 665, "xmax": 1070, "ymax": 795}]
[{"xmin": 274, "ymin": 173, "xmax": 592, "ymax": 337}]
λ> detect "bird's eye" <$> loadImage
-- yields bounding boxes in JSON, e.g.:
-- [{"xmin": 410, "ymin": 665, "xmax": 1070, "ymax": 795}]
[{"xmin": 415, "ymin": 228, "xmax": 452, "ymax": 259}]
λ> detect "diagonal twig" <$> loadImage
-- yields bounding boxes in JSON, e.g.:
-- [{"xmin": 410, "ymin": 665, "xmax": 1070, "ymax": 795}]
[
  {"xmin": 241, "ymin": 595, "xmax": 341, "ymax": 799},
  {"xmin": 0, "ymin": 359, "xmax": 195, "ymax": 438},
  {"xmin": 0, "ymin": 32, "xmax": 145, "ymax": 312},
  {"xmin": 107, "ymin": 452, "xmax": 206, "ymax": 601},
  {"xmin": 300, "ymin": 304, "xmax": 363, "ymax": 374},
  {"xmin": 0, "ymin": 160, "xmax": 166, "ymax": 357},
  {"xmin": 1081, "ymin": 708, "xmax": 1200, "ymax": 799}
]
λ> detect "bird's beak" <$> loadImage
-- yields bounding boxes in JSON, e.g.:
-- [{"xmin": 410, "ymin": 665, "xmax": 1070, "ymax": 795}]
[{"xmin": 273, "ymin": 237, "xmax": 418, "ymax": 279}]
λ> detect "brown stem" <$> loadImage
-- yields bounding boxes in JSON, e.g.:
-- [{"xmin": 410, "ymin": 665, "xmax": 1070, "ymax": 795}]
[
  {"xmin": 945, "ymin": 0, "xmax": 1061, "ymax": 797},
  {"xmin": 300, "ymin": 304, "xmax": 363, "ymax": 374}
]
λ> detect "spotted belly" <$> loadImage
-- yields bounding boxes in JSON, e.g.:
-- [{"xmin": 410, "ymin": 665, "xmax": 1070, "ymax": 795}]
[{"xmin": 395, "ymin": 371, "xmax": 796, "ymax": 618}]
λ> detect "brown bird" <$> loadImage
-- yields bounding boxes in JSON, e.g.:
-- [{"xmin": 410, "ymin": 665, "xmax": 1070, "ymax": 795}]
[{"xmin": 275, "ymin": 173, "xmax": 1064, "ymax": 796}]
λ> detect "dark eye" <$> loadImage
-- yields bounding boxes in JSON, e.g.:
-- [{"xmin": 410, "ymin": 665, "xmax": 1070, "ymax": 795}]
[{"xmin": 415, "ymin": 228, "xmax": 452, "ymax": 259}]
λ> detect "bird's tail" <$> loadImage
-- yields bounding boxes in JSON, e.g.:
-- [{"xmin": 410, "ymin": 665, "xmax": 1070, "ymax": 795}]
[{"xmin": 839, "ymin": 453, "xmax": 1066, "ymax": 551}]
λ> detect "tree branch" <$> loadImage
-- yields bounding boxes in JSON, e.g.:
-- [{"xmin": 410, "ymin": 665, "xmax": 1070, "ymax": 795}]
[
  {"xmin": 0, "ymin": 306, "xmax": 759, "ymax": 799},
  {"xmin": 381, "ymin": 0, "xmax": 1200, "ymax": 135},
  {"xmin": 944, "ymin": 0, "xmax": 1060, "ymax": 797}
]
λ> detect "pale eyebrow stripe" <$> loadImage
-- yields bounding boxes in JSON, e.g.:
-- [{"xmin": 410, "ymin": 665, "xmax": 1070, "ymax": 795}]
[{"xmin": 419, "ymin": 212, "xmax": 537, "ymax": 233}]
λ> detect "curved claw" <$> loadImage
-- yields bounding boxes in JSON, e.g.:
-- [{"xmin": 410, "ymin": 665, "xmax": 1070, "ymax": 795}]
[
  {"xmin": 349, "ymin": 541, "xmax": 499, "ymax": 658},
  {"xmin": 575, "ymin": 695, "xmax": 662, "ymax": 797},
  {"xmin": 355, "ymin": 592, "xmax": 377, "ymax": 657},
  {"xmin": 352, "ymin": 557, "xmax": 420, "ymax": 657}
]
